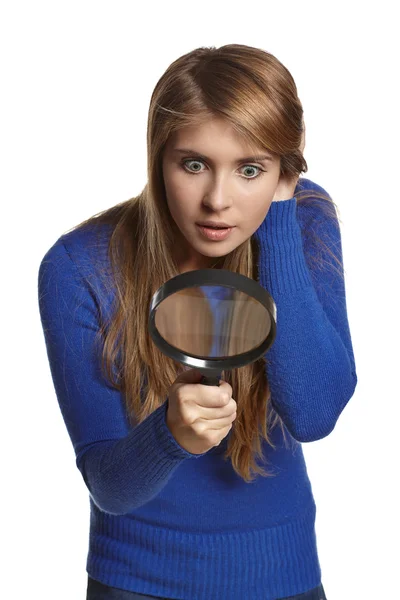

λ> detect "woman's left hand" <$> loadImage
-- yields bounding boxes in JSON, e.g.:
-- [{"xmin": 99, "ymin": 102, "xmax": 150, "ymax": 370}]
[{"xmin": 273, "ymin": 116, "xmax": 306, "ymax": 202}]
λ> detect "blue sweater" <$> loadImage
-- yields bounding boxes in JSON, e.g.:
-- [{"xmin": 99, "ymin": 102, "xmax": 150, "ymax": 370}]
[{"xmin": 38, "ymin": 178, "xmax": 357, "ymax": 600}]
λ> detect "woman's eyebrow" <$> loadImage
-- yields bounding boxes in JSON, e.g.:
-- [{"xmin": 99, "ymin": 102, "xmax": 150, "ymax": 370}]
[{"xmin": 173, "ymin": 148, "xmax": 274, "ymax": 163}]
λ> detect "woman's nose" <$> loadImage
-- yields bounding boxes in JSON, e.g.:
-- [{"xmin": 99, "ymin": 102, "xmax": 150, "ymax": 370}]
[{"xmin": 202, "ymin": 180, "xmax": 234, "ymax": 211}]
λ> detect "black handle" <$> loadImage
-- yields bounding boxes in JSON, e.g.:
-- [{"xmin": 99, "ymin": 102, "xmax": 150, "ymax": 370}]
[{"xmin": 200, "ymin": 374, "xmax": 221, "ymax": 386}]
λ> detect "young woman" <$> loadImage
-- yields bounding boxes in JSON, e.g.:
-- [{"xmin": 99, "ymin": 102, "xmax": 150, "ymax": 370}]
[{"xmin": 38, "ymin": 44, "xmax": 357, "ymax": 600}]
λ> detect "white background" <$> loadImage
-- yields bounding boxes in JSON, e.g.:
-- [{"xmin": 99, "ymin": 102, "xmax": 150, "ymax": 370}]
[{"xmin": 1, "ymin": 1, "xmax": 399, "ymax": 598}]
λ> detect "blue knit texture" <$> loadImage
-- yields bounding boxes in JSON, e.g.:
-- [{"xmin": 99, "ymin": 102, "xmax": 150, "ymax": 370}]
[{"xmin": 38, "ymin": 177, "xmax": 357, "ymax": 599}]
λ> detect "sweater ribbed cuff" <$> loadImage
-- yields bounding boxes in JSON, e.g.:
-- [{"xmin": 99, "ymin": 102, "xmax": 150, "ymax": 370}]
[{"xmin": 255, "ymin": 198, "xmax": 313, "ymax": 296}]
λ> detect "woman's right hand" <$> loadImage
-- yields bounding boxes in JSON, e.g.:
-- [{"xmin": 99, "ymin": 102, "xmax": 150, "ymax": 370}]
[{"xmin": 166, "ymin": 368, "xmax": 237, "ymax": 455}]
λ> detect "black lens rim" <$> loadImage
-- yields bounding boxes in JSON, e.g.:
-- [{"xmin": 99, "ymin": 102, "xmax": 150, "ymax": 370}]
[{"xmin": 148, "ymin": 268, "xmax": 276, "ymax": 372}]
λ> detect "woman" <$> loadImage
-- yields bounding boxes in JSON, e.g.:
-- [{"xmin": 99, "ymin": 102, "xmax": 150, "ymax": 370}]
[{"xmin": 38, "ymin": 44, "xmax": 357, "ymax": 599}]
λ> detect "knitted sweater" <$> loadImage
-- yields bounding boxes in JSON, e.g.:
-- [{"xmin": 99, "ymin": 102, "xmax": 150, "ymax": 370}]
[{"xmin": 38, "ymin": 177, "xmax": 357, "ymax": 600}]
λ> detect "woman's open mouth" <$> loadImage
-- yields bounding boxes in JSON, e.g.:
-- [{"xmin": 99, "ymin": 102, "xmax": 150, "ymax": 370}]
[{"xmin": 196, "ymin": 224, "xmax": 235, "ymax": 241}]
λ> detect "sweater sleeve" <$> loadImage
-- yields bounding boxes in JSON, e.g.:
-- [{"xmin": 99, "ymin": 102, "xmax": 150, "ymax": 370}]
[
  {"xmin": 38, "ymin": 236, "xmax": 205, "ymax": 516},
  {"xmin": 253, "ymin": 184, "xmax": 357, "ymax": 442}
]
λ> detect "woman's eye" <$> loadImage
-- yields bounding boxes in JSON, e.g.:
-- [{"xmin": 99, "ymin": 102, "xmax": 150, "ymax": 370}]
[
  {"xmin": 181, "ymin": 159, "xmax": 264, "ymax": 181},
  {"xmin": 241, "ymin": 165, "xmax": 260, "ymax": 179},
  {"xmin": 183, "ymin": 159, "xmax": 204, "ymax": 173}
]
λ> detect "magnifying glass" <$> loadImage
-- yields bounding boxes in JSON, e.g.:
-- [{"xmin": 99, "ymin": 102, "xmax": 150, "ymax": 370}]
[{"xmin": 148, "ymin": 269, "xmax": 277, "ymax": 386}]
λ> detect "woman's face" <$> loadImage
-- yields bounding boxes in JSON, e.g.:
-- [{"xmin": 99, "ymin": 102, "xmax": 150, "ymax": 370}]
[{"xmin": 162, "ymin": 117, "xmax": 281, "ymax": 273}]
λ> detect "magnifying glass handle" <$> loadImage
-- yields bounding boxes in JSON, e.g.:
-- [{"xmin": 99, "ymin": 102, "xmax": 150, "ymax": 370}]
[
  {"xmin": 200, "ymin": 375, "xmax": 220, "ymax": 386},
  {"xmin": 199, "ymin": 368, "xmax": 222, "ymax": 386}
]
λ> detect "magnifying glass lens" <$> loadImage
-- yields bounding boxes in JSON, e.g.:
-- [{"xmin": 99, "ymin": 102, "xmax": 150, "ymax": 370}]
[
  {"xmin": 149, "ymin": 269, "xmax": 276, "ymax": 386},
  {"xmin": 154, "ymin": 285, "xmax": 272, "ymax": 359}
]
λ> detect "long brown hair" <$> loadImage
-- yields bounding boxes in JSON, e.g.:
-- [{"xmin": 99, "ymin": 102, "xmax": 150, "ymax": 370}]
[{"xmin": 64, "ymin": 44, "xmax": 341, "ymax": 482}]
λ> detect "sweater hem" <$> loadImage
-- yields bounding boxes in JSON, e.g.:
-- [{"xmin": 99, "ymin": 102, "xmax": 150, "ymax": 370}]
[{"xmin": 85, "ymin": 502, "xmax": 321, "ymax": 600}]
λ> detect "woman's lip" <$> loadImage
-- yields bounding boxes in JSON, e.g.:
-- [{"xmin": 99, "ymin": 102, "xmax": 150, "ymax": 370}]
[
  {"xmin": 196, "ymin": 224, "xmax": 235, "ymax": 241},
  {"xmin": 196, "ymin": 224, "xmax": 235, "ymax": 228}
]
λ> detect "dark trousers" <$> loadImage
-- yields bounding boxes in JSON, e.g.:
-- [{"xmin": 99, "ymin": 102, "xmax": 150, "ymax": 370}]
[{"xmin": 86, "ymin": 576, "xmax": 327, "ymax": 600}]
